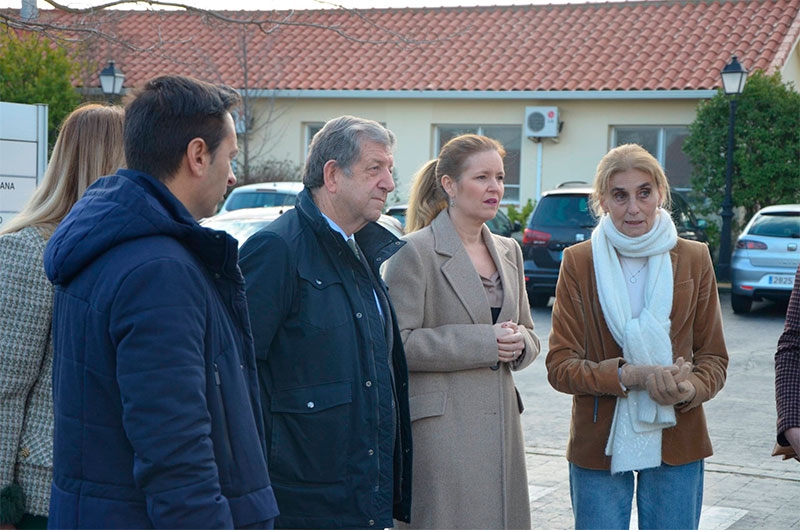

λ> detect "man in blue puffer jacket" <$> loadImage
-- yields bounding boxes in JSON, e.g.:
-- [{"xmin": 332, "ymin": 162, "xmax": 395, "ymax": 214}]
[{"xmin": 43, "ymin": 75, "xmax": 279, "ymax": 529}]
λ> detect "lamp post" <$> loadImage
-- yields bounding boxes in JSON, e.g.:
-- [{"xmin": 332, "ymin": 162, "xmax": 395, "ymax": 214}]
[
  {"xmin": 99, "ymin": 60, "xmax": 125, "ymax": 102},
  {"xmin": 716, "ymin": 55, "xmax": 748, "ymax": 282}
]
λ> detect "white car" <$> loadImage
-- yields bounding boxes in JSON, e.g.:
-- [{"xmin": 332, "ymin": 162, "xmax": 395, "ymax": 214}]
[
  {"xmin": 202, "ymin": 206, "xmax": 290, "ymax": 247},
  {"xmin": 218, "ymin": 181, "xmax": 303, "ymax": 214},
  {"xmin": 203, "ymin": 206, "xmax": 403, "ymax": 248},
  {"xmin": 377, "ymin": 214, "xmax": 403, "ymax": 239}
]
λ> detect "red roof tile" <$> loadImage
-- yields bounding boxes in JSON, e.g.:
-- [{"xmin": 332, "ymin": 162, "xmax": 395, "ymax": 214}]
[{"xmin": 7, "ymin": 0, "xmax": 800, "ymax": 93}]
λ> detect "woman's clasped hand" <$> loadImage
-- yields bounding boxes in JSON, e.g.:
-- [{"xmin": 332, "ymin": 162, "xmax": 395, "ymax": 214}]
[
  {"xmin": 620, "ymin": 356, "xmax": 696, "ymax": 406},
  {"xmin": 494, "ymin": 320, "xmax": 525, "ymax": 362}
]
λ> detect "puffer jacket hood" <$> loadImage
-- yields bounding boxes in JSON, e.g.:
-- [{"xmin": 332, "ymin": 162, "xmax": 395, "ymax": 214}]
[{"xmin": 45, "ymin": 169, "xmax": 237, "ymax": 286}]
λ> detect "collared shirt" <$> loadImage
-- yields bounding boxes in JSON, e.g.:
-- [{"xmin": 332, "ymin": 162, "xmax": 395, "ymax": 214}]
[{"xmin": 321, "ymin": 213, "xmax": 383, "ymax": 318}]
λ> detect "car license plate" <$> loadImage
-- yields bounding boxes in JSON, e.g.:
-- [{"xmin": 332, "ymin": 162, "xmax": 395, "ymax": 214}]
[{"xmin": 768, "ymin": 275, "xmax": 795, "ymax": 285}]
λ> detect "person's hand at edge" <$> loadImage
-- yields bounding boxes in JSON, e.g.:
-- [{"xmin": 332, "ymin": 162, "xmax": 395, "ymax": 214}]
[{"xmin": 785, "ymin": 427, "xmax": 800, "ymax": 458}]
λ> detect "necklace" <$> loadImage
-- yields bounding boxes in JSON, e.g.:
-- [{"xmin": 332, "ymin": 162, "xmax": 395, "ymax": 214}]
[{"xmin": 622, "ymin": 259, "xmax": 648, "ymax": 284}]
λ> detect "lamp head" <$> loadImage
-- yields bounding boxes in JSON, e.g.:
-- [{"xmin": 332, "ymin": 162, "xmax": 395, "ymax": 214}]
[
  {"xmin": 721, "ymin": 55, "xmax": 747, "ymax": 95},
  {"xmin": 99, "ymin": 60, "xmax": 126, "ymax": 96}
]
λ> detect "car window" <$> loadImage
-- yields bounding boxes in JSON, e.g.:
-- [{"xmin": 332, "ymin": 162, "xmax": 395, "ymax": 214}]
[
  {"xmin": 670, "ymin": 193, "xmax": 699, "ymax": 231},
  {"xmin": 226, "ymin": 191, "xmax": 297, "ymax": 211},
  {"xmin": 749, "ymin": 213, "xmax": 800, "ymax": 238},
  {"xmin": 531, "ymin": 194, "xmax": 596, "ymax": 228},
  {"xmin": 487, "ymin": 210, "xmax": 512, "ymax": 234}
]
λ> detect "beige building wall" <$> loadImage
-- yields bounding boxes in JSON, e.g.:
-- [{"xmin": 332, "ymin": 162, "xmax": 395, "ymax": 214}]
[
  {"xmin": 780, "ymin": 45, "xmax": 800, "ymax": 87},
  {"xmin": 525, "ymin": 99, "xmax": 701, "ymax": 199},
  {"xmin": 245, "ymin": 96, "xmax": 703, "ymax": 207}
]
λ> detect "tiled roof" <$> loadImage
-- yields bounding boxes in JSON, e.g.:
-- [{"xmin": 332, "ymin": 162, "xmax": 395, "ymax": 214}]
[{"xmin": 14, "ymin": 0, "xmax": 800, "ymax": 93}]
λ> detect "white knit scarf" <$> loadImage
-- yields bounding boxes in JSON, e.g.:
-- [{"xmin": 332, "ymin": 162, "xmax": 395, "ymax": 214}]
[{"xmin": 592, "ymin": 208, "xmax": 678, "ymax": 474}]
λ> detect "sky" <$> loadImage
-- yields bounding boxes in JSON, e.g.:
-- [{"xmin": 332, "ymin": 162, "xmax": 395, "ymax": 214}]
[{"xmin": 1, "ymin": 0, "xmax": 589, "ymax": 10}]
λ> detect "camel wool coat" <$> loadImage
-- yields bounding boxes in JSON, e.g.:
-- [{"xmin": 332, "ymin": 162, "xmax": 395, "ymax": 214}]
[{"xmin": 383, "ymin": 210, "xmax": 540, "ymax": 529}]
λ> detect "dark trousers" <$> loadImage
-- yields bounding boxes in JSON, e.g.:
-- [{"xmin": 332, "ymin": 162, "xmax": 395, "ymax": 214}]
[{"xmin": 18, "ymin": 514, "xmax": 47, "ymax": 530}]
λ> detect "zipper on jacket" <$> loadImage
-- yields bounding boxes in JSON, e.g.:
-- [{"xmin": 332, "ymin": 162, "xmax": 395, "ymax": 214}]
[{"xmin": 212, "ymin": 362, "xmax": 235, "ymax": 468}]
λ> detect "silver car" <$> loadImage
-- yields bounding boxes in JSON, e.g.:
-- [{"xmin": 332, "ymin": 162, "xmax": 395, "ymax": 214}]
[{"xmin": 730, "ymin": 204, "xmax": 800, "ymax": 313}]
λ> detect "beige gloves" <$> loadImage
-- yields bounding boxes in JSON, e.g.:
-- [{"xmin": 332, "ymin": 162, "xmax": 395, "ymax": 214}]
[{"xmin": 620, "ymin": 357, "xmax": 696, "ymax": 407}]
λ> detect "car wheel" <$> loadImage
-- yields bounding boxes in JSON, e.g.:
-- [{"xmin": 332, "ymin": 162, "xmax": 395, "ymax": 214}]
[
  {"xmin": 731, "ymin": 293, "xmax": 753, "ymax": 314},
  {"xmin": 529, "ymin": 292, "xmax": 551, "ymax": 308}
]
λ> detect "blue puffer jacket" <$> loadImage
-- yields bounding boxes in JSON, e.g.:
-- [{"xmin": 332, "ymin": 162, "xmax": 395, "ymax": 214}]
[{"xmin": 43, "ymin": 169, "xmax": 279, "ymax": 529}]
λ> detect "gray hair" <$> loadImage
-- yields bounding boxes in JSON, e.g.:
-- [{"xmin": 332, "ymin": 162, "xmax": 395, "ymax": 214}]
[{"xmin": 302, "ymin": 115, "xmax": 396, "ymax": 189}]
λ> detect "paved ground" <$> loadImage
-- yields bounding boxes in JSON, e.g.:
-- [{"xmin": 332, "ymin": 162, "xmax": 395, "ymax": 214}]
[{"xmin": 516, "ymin": 291, "xmax": 800, "ymax": 529}]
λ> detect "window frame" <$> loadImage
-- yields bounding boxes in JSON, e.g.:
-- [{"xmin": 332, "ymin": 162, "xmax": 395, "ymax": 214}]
[
  {"xmin": 303, "ymin": 122, "xmax": 324, "ymax": 159},
  {"xmin": 611, "ymin": 125, "xmax": 692, "ymax": 190},
  {"xmin": 434, "ymin": 124, "xmax": 522, "ymax": 204}
]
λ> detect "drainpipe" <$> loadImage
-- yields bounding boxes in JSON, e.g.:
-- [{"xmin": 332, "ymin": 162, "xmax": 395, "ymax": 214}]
[{"xmin": 21, "ymin": 0, "xmax": 38, "ymax": 20}]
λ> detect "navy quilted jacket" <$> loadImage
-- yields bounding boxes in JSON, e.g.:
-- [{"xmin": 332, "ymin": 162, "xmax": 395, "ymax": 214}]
[
  {"xmin": 43, "ymin": 169, "xmax": 278, "ymax": 529},
  {"xmin": 239, "ymin": 189, "xmax": 413, "ymax": 528}
]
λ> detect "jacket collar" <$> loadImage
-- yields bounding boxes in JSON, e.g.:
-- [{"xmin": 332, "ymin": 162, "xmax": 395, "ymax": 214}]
[
  {"xmin": 295, "ymin": 187, "xmax": 405, "ymax": 266},
  {"xmin": 124, "ymin": 170, "xmax": 240, "ymax": 281},
  {"xmin": 430, "ymin": 209, "xmax": 516, "ymax": 324}
]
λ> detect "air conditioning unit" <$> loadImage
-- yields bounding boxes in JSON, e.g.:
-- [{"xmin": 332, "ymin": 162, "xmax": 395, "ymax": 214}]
[{"xmin": 524, "ymin": 106, "xmax": 560, "ymax": 138}]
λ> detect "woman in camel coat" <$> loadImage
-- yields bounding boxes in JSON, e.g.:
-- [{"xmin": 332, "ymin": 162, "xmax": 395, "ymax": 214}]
[{"xmin": 384, "ymin": 134, "xmax": 540, "ymax": 529}]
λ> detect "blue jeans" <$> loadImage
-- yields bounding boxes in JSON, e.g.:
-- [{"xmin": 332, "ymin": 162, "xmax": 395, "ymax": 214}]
[{"xmin": 569, "ymin": 460, "xmax": 704, "ymax": 530}]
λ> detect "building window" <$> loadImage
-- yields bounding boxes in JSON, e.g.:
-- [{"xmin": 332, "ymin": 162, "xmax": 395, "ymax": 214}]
[
  {"xmin": 612, "ymin": 126, "xmax": 691, "ymax": 189},
  {"xmin": 435, "ymin": 125, "xmax": 521, "ymax": 203},
  {"xmin": 304, "ymin": 119, "xmax": 389, "ymax": 161},
  {"xmin": 304, "ymin": 122, "xmax": 324, "ymax": 159}
]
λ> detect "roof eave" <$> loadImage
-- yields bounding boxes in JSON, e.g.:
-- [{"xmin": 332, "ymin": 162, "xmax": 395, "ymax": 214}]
[{"xmin": 242, "ymin": 89, "xmax": 718, "ymax": 100}]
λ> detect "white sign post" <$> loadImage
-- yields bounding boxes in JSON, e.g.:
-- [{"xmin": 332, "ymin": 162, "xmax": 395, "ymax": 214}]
[{"xmin": 0, "ymin": 102, "xmax": 48, "ymax": 228}]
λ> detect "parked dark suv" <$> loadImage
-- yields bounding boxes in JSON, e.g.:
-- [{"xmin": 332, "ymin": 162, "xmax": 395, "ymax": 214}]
[{"xmin": 522, "ymin": 184, "xmax": 710, "ymax": 307}]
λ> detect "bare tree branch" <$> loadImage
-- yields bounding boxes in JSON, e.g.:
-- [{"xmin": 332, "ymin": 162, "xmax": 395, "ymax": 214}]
[
  {"xmin": 0, "ymin": 10, "xmax": 208, "ymax": 62},
  {"xmin": 2, "ymin": 0, "xmax": 464, "ymax": 46},
  {"xmin": 1, "ymin": 0, "xmax": 472, "ymax": 186}
]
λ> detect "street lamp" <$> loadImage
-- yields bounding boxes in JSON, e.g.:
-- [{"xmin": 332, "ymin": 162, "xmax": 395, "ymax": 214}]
[
  {"xmin": 99, "ymin": 60, "xmax": 125, "ymax": 102},
  {"xmin": 716, "ymin": 55, "xmax": 748, "ymax": 282}
]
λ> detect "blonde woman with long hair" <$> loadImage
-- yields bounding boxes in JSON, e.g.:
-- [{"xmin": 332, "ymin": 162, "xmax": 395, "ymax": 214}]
[
  {"xmin": 0, "ymin": 103, "xmax": 124, "ymax": 529},
  {"xmin": 384, "ymin": 134, "xmax": 540, "ymax": 528}
]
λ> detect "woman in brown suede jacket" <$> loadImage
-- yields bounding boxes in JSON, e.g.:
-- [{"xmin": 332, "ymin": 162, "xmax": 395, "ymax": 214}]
[{"xmin": 546, "ymin": 144, "xmax": 728, "ymax": 530}]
